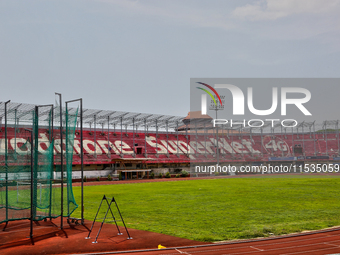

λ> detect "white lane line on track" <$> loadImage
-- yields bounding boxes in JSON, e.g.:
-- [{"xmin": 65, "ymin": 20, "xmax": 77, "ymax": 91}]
[
  {"xmin": 218, "ymin": 241, "xmax": 340, "ymax": 255},
  {"xmin": 281, "ymin": 246, "xmax": 340, "ymax": 255},
  {"xmin": 249, "ymin": 246, "xmax": 264, "ymax": 251},
  {"xmin": 151, "ymin": 239, "xmax": 340, "ymax": 255},
  {"xmin": 324, "ymin": 242, "xmax": 340, "ymax": 248},
  {"xmin": 181, "ymin": 236, "xmax": 340, "ymax": 255},
  {"xmin": 175, "ymin": 248, "xmax": 191, "ymax": 254},
  {"xmin": 182, "ymin": 238, "xmax": 340, "ymax": 255},
  {"xmin": 219, "ymin": 233, "xmax": 340, "ymax": 250}
]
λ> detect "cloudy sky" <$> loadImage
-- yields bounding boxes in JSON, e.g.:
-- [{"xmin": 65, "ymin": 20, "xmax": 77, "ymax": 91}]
[{"xmin": 1, "ymin": 0, "xmax": 339, "ymax": 116}]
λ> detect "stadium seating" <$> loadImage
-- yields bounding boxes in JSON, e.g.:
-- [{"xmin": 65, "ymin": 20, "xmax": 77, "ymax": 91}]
[{"xmin": 1, "ymin": 127, "xmax": 340, "ymax": 164}]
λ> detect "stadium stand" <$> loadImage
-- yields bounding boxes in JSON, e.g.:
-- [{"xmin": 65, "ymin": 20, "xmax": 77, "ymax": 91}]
[{"xmin": 1, "ymin": 101, "xmax": 340, "ymax": 180}]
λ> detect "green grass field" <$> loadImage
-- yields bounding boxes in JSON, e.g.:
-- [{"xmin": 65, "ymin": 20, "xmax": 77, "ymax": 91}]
[{"xmin": 71, "ymin": 175, "xmax": 340, "ymax": 242}]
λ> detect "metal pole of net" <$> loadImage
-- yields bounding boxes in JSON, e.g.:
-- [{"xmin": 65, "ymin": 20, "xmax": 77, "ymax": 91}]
[
  {"xmin": 3, "ymin": 100, "xmax": 10, "ymax": 231},
  {"xmin": 23, "ymin": 128, "xmax": 33, "ymax": 240},
  {"xmin": 66, "ymin": 98, "xmax": 83, "ymax": 224},
  {"xmin": 32, "ymin": 105, "xmax": 55, "ymax": 222},
  {"xmin": 55, "ymin": 94, "xmax": 79, "ymax": 228},
  {"xmin": 55, "ymin": 93, "xmax": 64, "ymax": 230},
  {"xmin": 35, "ymin": 104, "xmax": 54, "ymax": 222}
]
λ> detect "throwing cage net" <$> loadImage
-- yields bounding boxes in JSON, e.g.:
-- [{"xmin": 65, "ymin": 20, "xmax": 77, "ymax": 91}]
[{"xmin": 0, "ymin": 102, "xmax": 78, "ymax": 224}]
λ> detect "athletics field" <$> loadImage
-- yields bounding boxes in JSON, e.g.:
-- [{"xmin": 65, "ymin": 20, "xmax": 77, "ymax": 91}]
[{"xmin": 71, "ymin": 175, "xmax": 340, "ymax": 242}]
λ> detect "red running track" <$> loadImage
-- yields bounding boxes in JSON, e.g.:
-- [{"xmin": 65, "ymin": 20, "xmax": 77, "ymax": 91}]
[
  {"xmin": 75, "ymin": 228, "xmax": 340, "ymax": 255},
  {"xmin": 2, "ymin": 219, "xmax": 340, "ymax": 254}
]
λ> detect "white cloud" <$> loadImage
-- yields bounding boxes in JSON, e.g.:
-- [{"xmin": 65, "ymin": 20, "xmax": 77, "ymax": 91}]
[
  {"xmin": 233, "ymin": 0, "xmax": 340, "ymax": 21},
  {"xmin": 229, "ymin": 0, "xmax": 340, "ymax": 52},
  {"xmin": 96, "ymin": 0, "xmax": 235, "ymax": 30},
  {"xmin": 95, "ymin": 0, "xmax": 340, "ymax": 51}
]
